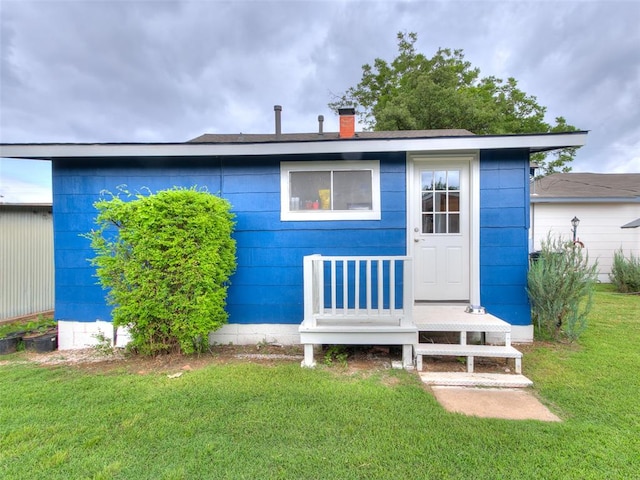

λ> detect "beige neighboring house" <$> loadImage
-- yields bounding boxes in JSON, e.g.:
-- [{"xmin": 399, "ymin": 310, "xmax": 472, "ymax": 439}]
[
  {"xmin": 0, "ymin": 203, "xmax": 54, "ymax": 320},
  {"xmin": 530, "ymin": 173, "xmax": 640, "ymax": 282}
]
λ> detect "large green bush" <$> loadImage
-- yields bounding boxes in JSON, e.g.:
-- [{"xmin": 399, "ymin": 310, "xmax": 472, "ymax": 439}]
[
  {"xmin": 527, "ymin": 235, "xmax": 598, "ymax": 342},
  {"xmin": 609, "ymin": 249, "xmax": 640, "ymax": 294},
  {"xmin": 87, "ymin": 187, "xmax": 236, "ymax": 355}
]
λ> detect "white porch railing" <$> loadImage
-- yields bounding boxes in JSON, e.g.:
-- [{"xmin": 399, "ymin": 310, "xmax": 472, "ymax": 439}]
[{"xmin": 302, "ymin": 254, "xmax": 414, "ymax": 327}]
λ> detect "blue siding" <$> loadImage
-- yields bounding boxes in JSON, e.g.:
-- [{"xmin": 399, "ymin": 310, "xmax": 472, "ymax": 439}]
[
  {"xmin": 52, "ymin": 153, "xmax": 407, "ymax": 325},
  {"xmin": 52, "ymin": 148, "xmax": 532, "ymax": 329},
  {"xmin": 479, "ymin": 149, "xmax": 531, "ymax": 326}
]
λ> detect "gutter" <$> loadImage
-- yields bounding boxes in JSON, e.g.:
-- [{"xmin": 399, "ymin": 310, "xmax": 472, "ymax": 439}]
[{"xmin": 530, "ymin": 196, "xmax": 640, "ymax": 204}]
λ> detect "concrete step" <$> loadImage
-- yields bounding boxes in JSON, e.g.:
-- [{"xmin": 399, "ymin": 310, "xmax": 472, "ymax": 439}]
[{"xmin": 419, "ymin": 372, "xmax": 533, "ymax": 388}]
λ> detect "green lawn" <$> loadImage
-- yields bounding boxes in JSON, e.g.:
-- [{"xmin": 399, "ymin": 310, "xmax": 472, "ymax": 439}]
[{"xmin": 1, "ymin": 285, "xmax": 638, "ymax": 479}]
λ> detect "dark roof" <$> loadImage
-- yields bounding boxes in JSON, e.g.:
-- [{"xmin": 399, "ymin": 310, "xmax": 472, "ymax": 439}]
[
  {"xmin": 0, "ymin": 203, "xmax": 52, "ymax": 209},
  {"xmin": 188, "ymin": 129, "xmax": 475, "ymax": 143},
  {"xmin": 531, "ymin": 173, "xmax": 640, "ymax": 200},
  {"xmin": 621, "ymin": 218, "xmax": 640, "ymax": 229}
]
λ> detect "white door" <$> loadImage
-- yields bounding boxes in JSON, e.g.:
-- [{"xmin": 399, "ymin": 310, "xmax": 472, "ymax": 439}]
[{"xmin": 411, "ymin": 161, "xmax": 470, "ymax": 301}]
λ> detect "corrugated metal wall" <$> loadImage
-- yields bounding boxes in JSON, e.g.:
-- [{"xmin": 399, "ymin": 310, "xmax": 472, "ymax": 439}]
[{"xmin": 0, "ymin": 205, "xmax": 54, "ymax": 319}]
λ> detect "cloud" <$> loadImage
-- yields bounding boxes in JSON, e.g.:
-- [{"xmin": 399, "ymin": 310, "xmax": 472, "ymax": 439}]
[
  {"xmin": 0, "ymin": 0, "xmax": 638, "ymax": 202},
  {"xmin": 0, "ymin": 174, "xmax": 52, "ymax": 204}
]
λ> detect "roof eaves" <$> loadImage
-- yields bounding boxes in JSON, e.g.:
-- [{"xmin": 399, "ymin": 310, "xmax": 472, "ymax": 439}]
[
  {"xmin": 530, "ymin": 196, "xmax": 640, "ymax": 204},
  {"xmin": 0, "ymin": 131, "xmax": 588, "ymax": 160}
]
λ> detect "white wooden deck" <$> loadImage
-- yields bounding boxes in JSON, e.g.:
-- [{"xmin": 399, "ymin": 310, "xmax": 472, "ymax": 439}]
[
  {"xmin": 299, "ymin": 255, "xmax": 415, "ymax": 368},
  {"xmin": 299, "ymin": 255, "xmax": 527, "ymax": 380}
]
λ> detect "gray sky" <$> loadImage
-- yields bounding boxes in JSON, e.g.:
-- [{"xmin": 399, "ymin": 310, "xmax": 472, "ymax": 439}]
[{"xmin": 1, "ymin": 0, "xmax": 639, "ymax": 202}]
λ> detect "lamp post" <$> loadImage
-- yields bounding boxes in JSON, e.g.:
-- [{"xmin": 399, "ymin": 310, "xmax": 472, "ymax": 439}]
[{"xmin": 571, "ymin": 216, "xmax": 580, "ymax": 242}]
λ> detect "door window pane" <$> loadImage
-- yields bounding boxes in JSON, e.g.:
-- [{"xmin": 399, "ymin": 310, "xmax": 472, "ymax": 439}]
[
  {"xmin": 434, "ymin": 192, "xmax": 447, "ymax": 212},
  {"xmin": 448, "ymin": 214, "xmax": 460, "ymax": 233},
  {"xmin": 447, "ymin": 170, "xmax": 460, "ymax": 190},
  {"xmin": 422, "ymin": 192, "xmax": 434, "ymax": 213},
  {"xmin": 448, "ymin": 192, "xmax": 460, "ymax": 212},
  {"xmin": 422, "ymin": 214, "xmax": 434, "ymax": 234},
  {"xmin": 434, "ymin": 171, "xmax": 447, "ymax": 190},
  {"xmin": 421, "ymin": 171, "xmax": 434, "ymax": 190},
  {"xmin": 434, "ymin": 213, "xmax": 447, "ymax": 233}
]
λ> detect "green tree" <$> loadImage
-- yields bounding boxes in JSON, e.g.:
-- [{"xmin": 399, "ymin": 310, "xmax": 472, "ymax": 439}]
[
  {"xmin": 329, "ymin": 32, "xmax": 580, "ymax": 177},
  {"xmin": 86, "ymin": 187, "xmax": 236, "ymax": 355}
]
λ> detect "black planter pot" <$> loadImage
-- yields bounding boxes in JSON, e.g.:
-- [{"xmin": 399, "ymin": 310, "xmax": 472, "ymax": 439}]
[
  {"xmin": 0, "ymin": 333, "xmax": 22, "ymax": 355},
  {"xmin": 24, "ymin": 330, "xmax": 58, "ymax": 353}
]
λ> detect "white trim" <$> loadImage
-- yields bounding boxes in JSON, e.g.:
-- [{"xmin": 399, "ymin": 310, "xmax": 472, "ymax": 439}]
[
  {"xmin": 280, "ymin": 160, "xmax": 381, "ymax": 221},
  {"xmin": 0, "ymin": 132, "xmax": 588, "ymax": 160},
  {"xmin": 470, "ymin": 156, "xmax": 481, "ymax": 306}
]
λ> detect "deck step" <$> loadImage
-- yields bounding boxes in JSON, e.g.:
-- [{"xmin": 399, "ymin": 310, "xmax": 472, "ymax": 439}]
[
  {"xmin": 415, "ymin": 344, "xmax": 523, "ymax": 373},
  {"xmin": 419, "ymin": 372, "xmax": 533, "ymax": 388},
  {"xmin": 416, "ymin": 343, "xmax": 522, "ymax": 358}
]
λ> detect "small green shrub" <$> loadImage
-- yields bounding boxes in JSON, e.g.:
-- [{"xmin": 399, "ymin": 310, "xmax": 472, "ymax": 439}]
[
  {"xmin": 86, "ymin": 187, "xmax": 236, "ymax": 355},
  {"xmin": 609, "ymin": 249, "xmax": 640, "ymax": 294},
  {"xmin": 0, "ymin": 323, "xmax": 25, "ymax": 338},
  {"xmin": 527, "ymin": 235, "xmax": 598, "ymax": 341},
  {"xmin": 92, "ymin": 330, "xmax": 115, "ymax": 356},
  {"xmin": 27, "ymin": 315, "xmax": 56, "ymax": 332},
  {"xmin": 323, "ymin": 345, "xmax": 348, "ymax": 367}
]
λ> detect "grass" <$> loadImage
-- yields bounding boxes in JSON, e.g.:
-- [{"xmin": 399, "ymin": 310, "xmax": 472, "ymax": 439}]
[{"xmin": 1, "ymin": 285, "xmax": 639, "ymax": 479}]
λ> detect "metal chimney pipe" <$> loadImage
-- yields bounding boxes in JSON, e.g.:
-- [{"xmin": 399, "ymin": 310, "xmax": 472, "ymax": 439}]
[
  {"xmin": 318, "ymin": 115, "xmax": 324, "ymax": 135},
  {"xmin": 274, "ymin": 105, "xmax": 282, "ymax": 137}
]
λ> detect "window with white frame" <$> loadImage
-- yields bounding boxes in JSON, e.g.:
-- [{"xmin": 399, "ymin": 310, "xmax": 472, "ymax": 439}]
[{"xmin": 280, "ymin": 161, "xmax": 381, "ymax": 221}]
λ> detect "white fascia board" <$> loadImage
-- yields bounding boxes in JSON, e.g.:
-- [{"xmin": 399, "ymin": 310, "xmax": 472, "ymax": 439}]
[
  {"xmin": 530, "ymin": 196, "xmax": 640, "ymax": 204},
  {"xmin": 0, "ymin": 132, "xmax": 587, "ymax": 160}
]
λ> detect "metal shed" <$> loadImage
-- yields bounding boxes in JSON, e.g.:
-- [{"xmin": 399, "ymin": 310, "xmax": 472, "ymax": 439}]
[{"xmin": 0, "ymin": 203, "xmax": 54, "ymax": 320}]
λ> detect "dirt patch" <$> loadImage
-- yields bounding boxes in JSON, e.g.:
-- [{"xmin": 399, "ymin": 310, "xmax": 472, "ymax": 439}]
[
  {"xmin": 15, "ymin": 344, "xmax": 305, "ymax": 374},
  {"xmin": 4, "ymin": 343, "xmax": 525, "ymax": 376}
]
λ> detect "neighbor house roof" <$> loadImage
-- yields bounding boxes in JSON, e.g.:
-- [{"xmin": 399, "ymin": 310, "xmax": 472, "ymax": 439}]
[
  {"xmin": 0, "ymin": 203, "xmax": 52, "ymax": 207},
  {"xmin": 621, "ymin": 218, "xmax": 640, "ymax": 229},
  {"xmin": 531, "ymin": 173, "xmax": 640, "ymax": 203},
  {"xmin": 0, "ymin": 130, "xmax": 588, "ymax": 161}
]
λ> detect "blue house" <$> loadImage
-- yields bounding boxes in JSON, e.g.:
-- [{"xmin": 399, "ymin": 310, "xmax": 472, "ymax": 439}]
[{"xmin": 1, "ymin": 109, "xmax": 587, "ymax": 370}]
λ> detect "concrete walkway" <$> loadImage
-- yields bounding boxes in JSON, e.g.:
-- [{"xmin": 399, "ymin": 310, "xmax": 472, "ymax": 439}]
[{"xmin": 431, "ymin": 386, "xmax": 561, "ymax": 422}]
